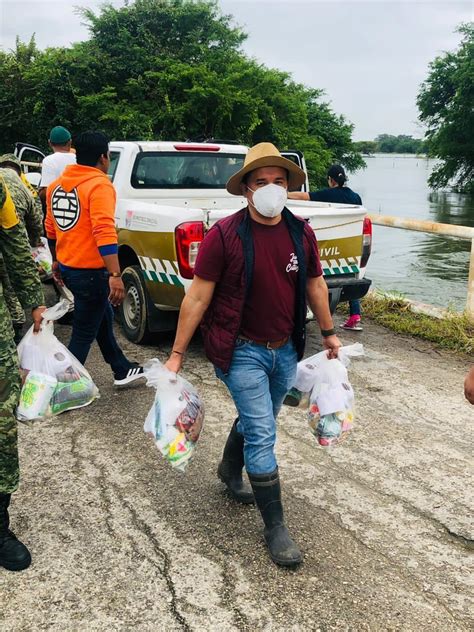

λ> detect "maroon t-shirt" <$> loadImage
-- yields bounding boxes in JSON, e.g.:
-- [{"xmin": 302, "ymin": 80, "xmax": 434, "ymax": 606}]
[{"xmin": 194, "ymin": 216, "xmax": 322, "ymax": 342}]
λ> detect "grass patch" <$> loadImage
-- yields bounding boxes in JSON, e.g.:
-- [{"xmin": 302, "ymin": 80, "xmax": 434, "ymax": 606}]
[{"xmin": 344, "ymin": 291, "xmax": 474, "ymax": 355}]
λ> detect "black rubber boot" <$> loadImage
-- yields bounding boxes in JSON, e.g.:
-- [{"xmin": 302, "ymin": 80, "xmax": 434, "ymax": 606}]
[
  {"xmin": 248, "ymin": 469, "xmax": 302, "ymax": 568},
  {"xmin": 217, "ymin": 419, "xmax": 254, "ymax": 504},
  {"xmin": 0, "ymin": 494, "xmax": 32, "ymax": 571}
]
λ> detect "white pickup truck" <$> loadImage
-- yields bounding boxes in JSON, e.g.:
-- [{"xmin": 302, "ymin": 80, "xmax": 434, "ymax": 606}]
[{"xmin": 16, "ymin": 140, "xmax": 372, "ymax": 344}]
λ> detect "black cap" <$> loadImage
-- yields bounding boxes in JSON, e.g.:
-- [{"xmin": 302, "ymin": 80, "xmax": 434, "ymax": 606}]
[{"xmin": 327, "ymin": 164, "xmax": 347, "ymax": 183}]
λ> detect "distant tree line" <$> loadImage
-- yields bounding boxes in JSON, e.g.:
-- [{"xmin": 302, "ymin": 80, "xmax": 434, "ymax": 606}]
[
  {"xmin": 0, "ymin": 0, "xmax": 364, "ymax": 188},
  {"xmin": 354, "ymin": 135, "xmax": 427, "ymax": 155}
]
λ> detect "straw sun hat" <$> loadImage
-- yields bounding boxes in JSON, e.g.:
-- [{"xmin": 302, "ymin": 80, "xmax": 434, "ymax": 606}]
[{"xmin": 226, "ymin": 142, "xmax": 306, "ymax": 195}]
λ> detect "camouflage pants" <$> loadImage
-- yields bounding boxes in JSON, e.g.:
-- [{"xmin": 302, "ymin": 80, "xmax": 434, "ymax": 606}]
[
  {"xmin": 0, "ymin": 289, "xmax": 20, "ymax": 494},
  {"xmin": 0, "ymin": 255, "xmax": 25, "ymax": 327}
]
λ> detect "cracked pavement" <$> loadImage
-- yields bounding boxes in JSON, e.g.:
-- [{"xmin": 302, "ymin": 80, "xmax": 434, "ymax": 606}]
[{"xmin": 0, "ymin": 306, "xmax": 473, "ymax": 631}]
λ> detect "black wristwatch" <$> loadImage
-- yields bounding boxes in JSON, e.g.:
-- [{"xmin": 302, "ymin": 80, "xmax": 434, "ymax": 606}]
[{"xmin": 321, "ymin": 328, "xmax": 336, "ymax": 337}]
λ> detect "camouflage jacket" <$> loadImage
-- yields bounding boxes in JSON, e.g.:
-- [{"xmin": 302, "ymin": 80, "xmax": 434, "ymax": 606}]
[
  {"xmin": 0, "ymin": 168, "xmax": 43, "ymax": 247},
  {"xmin": 21, "ymin": 172, "xmax": 44, "ymax": 227},
  {"xmin": 0, "ymin": 175, "xmax": 44, "ymax": 309}
]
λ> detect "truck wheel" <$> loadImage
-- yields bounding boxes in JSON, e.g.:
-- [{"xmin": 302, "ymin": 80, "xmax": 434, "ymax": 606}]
[{"xmin": 119, "ymin": 265, "xmax": 152, "ymax": 344}]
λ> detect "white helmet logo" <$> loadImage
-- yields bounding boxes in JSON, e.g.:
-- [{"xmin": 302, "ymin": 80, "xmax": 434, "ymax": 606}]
[{"xmin": 51, "ymin": 186, "xmax": 80, "ymax": 231}]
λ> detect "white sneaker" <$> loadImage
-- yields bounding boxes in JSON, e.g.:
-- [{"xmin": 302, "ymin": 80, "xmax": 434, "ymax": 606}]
[{"xmin": 113, "ymin": 365, "xmax": 145, "ymax": 387}]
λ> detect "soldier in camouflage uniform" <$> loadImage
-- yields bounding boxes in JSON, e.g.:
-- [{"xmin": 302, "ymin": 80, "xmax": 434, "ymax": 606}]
[
  {"xmin": 0, "ymin": 157, "xmax": 44, "ymax": 343},
  {"xmin": 0, "ymin": 173, "xmax": 45, "ymax": 571},
  {"xmin": 0, "ymin": 154, "xmax": 45, "ymax": 222}
]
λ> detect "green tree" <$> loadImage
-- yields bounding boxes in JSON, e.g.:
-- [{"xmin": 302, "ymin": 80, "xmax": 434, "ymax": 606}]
[
  {"xmin": 0, "ymin": 0, "xmax": 364, "ymax": 186},
  {"xmin": 417, "ymin": 24, "xmax": 474, "ymax": 192},
  {"xmin": 372, "ymin": 134, "xmax": 426, "ymax": 154},
  {"xmin": 353, "ymin": 141, "xmax": 378, "ymax": 155},
  {"xmin": 0, "ymin": 37, "xmax": 41, "ymax": 150}
]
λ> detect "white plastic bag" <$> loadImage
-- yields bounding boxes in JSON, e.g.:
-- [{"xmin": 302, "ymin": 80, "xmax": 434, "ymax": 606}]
[
  {"xmin": 307, "ymin": 346, "xmax": 363, "ymax": 446},
  {"xmin": 31, "ymin": 238, "xmax": 53, "ymax": 280},
  {"xmin": 290, "ymin": 344, "xmax": 364, "ymax": 447},
  {"xmin": 16, "ymin": 301, "xmax": 99, "ymax": 422},
  {"xmin": 144, "ymin": 359, "xmax": 204, "ymax": 472},
  {"xmin": 55, "ymin": 282, "xmax": 75, "ymax": 311},
  {"xmin": 294, "ymin": 343, "xmax": 364, "ymax": 393},
  {"xmin": 17, "ymin": 373, "xmax": 57, "ymax": 421}
]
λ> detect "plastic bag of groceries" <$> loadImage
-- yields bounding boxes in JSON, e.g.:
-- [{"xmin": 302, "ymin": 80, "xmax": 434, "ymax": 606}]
[
  {"xmin": 143, "ymin": 359, "xmax": 204, "ymax": 472},
  {"xmin": 284, "ymin": 350, "xmax": 329, "ymax": 408},
  {"xmin": 290, "ymin": 343, "xmax": 364, "ymax": 447},
  {"xmin": 16, "ymin": 300, "xmax": 99, "ymax": 422},
  {"xmin": 31, "ymin": 237, "xmax": 53, "ymax": 280}
]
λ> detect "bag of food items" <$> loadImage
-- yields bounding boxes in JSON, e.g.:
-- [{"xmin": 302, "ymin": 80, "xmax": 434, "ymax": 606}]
[
  {"xmin": 143, "ymin": 359, "xmax": 204, "ymax": 472},
  {"xmin": 16, "ymin": 300, "xmax": 99, "ymax": 422},
  {"xmin": 31, "ymin": 237, "xmax": 53, "ymax": 280},
  {"xmin": 289, "ymin": 343, "xmax": 364, "ymax": 447}
]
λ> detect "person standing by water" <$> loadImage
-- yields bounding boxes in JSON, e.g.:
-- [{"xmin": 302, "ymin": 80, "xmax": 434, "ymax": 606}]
[
  {"xmin": 164, "ymin": 142, "xmax": 341, "ymax": 568},
  {"xmin": 288, "ymin": 164, "xmax": 364, "ymax": 330}
]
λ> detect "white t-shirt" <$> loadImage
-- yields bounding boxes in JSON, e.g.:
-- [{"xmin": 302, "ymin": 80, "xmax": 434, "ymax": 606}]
[{"xmin": 39, "ymin": 152, "xmax": 76, "ymax": 187}]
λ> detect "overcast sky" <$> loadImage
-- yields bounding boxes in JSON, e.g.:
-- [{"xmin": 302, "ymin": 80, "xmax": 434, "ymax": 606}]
[{"xmin": 0, "ymin": 0, "xmax": 472, "ymax": 140}]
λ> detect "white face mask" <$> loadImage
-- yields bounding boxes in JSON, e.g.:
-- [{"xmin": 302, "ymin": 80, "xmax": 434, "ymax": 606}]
[{"xmin": 248, "ymin": 183, "xmax": 287, "ymax": 218}]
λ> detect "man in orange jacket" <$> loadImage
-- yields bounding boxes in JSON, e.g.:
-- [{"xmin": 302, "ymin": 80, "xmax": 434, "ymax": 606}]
[{"xmin": 45, "ymin": 131, "xmax": 144, "ymax": 387}]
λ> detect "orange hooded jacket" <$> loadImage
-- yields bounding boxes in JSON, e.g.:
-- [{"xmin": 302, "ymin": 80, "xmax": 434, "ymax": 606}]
[{"xmin": 45, "ymin": 164, "xmax": 117, "ymax": 269}]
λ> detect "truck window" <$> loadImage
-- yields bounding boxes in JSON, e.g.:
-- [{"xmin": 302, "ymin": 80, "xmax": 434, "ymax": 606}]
[
  {"xmin": 131, "ymin": 152, "xmax": 245, "ymax": 189},
  {"xmin": 108, "ymin": 151, "xmax": 121, "ymax": 182}
]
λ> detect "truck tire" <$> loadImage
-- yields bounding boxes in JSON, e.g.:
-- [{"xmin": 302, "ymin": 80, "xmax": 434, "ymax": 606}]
[{"xmin": 119, "ymin": 265, "xmax": 152, "ymax": 344}]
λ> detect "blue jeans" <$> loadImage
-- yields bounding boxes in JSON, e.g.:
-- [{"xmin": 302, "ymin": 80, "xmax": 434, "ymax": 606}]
[
  {"xmin": 215, "ymin": 339, "xmax": 297, "ymax": 475},
  {"xmin": 349, "ymin": 299, "xmax": 361, "ymax": 316},
  {"xmin": 61, "ymin": 268, "xmax": 131, "ymax": 376}
]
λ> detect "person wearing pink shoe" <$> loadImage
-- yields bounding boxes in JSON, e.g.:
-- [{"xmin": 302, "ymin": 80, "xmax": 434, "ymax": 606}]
[{"xmin": 341, "ymin": 307, "xmax": 363, "ymax": 331}]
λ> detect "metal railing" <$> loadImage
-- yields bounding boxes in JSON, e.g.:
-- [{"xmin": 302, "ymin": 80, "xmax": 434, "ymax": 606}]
[{"xmin": 367, "ymin": 214, "xmax": 474, "ymax": 319}]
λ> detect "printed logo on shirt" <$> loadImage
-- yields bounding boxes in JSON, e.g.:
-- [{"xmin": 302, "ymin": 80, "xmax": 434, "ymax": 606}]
[
  {"xmin": 51, "ymin": 185, "xmax": 81, "ymax": 231},
  {"xmin": 286, "ymin": 252, "xmax": 299, "ymax": 273}
]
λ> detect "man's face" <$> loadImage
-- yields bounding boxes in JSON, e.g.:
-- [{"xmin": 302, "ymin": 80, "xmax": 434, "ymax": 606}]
[{"xmin": 241, "ymin": 166, "xmax": 288, "ymax": 204}]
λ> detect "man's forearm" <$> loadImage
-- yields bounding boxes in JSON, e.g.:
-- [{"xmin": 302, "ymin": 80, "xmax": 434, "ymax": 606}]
[
  {"xmin": 287, "ymin": 191, "xmax": 310, "ymax": 201},
  {"xmin": 465, "ymin": 367, "xmax": 474, "ymax": 404},
  {"xmin": 307, "ymin": 277, "xmax": 334, "ymax": 331},
  {"xmin": 101, "ymin": 252, "xmax": 121, "ymax": 275},
  {"xmin": 1, "ymin": 224, "xmax": 44, "ymax": 308},
  {"xmin": 172, "ymin": 294, "xmax": 210, "ymax": 354}
]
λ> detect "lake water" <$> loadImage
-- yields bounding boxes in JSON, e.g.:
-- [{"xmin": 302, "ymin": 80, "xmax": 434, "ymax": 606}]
[{"xmin": 349, "ymin": 154, "xmax": 474, "ymax": 310}]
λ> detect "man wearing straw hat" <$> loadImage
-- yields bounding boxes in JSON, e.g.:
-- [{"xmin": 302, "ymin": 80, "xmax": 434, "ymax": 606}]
[{"xmin": 165, "ymin": 142, "xmax": 341, "ymax": 567}]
